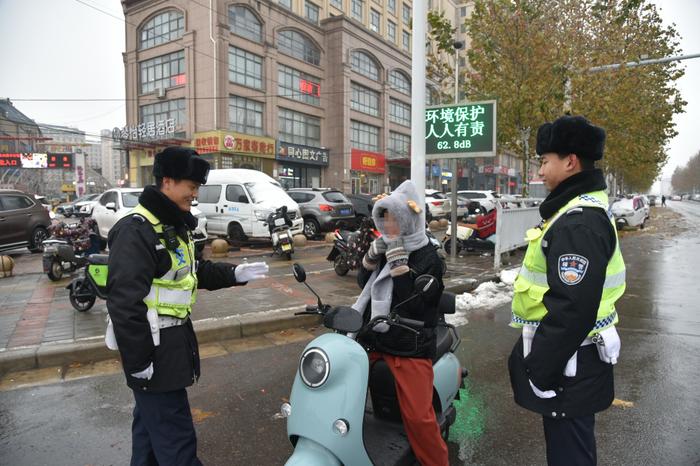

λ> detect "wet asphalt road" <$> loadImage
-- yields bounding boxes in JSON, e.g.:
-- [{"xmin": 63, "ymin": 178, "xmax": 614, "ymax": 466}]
[{"xmin": 1, "ymin": 203, "xmax": 699, "ymax": 465}]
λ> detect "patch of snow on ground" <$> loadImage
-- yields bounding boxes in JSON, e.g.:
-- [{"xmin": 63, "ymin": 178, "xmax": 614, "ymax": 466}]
[
  {"xmin": 500, "ymin": 267, "xmax": 519, "ymax": 286},
  {"xmin": 446, "ymin": 276, "xmax": 516, "ymax": 327}
]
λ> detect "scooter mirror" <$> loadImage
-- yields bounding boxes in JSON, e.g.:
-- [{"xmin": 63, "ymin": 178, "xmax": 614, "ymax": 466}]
[
  {"xmin": 292, "ymin": 263, "xmax": 306, "ymax": 283},
  {"xmin": 414, "ymin": 274, "xmax": 439, "ymax": 296},
  {"xmin": 323, "ymin": 306, "xmax": 363, "ymax": 333}
]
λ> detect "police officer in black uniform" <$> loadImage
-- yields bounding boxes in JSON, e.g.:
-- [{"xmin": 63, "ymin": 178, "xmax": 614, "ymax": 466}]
[
  {"xmin": 508, "ymin": 116, "xmax": 626, "ymax": 466},
  {"xmin": 106, "ymin": 147, "xmax": 268, "ymax": 466}
]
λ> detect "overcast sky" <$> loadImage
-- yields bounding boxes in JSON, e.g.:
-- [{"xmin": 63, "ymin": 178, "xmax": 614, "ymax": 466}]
[{"xmin": 0, "ymin": 0, "xmax": 697, "ymax": 182}]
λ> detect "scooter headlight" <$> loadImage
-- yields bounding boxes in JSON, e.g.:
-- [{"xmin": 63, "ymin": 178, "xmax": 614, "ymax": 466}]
[{"xmin": 299, "ymin": 348, "xmax": 330, "ymax": 388}]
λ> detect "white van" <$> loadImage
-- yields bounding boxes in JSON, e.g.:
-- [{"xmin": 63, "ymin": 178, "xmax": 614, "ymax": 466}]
[{"xmin": 197, "ymin": 169, "xmax": 303, "ymax": 243}]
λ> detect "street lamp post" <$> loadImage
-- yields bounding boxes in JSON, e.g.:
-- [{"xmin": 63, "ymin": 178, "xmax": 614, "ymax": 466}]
[{"xmin": 449, "ymin": 40, "xmax": 464, "ymax": 261}]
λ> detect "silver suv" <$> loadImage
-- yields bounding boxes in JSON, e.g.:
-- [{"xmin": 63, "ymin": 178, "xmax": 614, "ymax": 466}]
[{"xmin": 287, "ymin": 188, "xmax": 356, "ymax": 238}]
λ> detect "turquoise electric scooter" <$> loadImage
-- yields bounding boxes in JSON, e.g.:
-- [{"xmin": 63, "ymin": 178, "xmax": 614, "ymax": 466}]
[{"xmin": 280, "ymin": 263, "xmax": 467, "ymax": 465}]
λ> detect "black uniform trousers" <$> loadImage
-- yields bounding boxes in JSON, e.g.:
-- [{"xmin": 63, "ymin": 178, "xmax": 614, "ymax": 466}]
[
  {"xmin": 131, "ymin": 388, "xmax": 202, "ymax": 466},
  {"xmin": 542, "ymin": 414, "xmax": 596, "ymax": 466}
]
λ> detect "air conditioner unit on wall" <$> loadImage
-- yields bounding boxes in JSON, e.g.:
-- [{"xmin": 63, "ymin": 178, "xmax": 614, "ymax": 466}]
[{"xmin": 155, "ymin": 88, "xmax": 166, "ymax": 99}]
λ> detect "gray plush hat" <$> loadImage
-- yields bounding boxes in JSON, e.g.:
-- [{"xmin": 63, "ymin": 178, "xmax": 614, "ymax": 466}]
[{"xmin": 536, "ymin": 115, "xmax": 606, "ymax": 161}]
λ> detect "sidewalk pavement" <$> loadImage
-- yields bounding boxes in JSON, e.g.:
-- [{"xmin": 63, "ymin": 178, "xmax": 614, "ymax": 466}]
[{"xmin": 0, "ymin": 235, "xmax": 520, "ymax": 374}]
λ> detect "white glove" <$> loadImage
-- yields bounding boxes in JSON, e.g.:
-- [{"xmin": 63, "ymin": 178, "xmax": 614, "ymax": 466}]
[
  {"xmin": 529, "ymin": 380, "xmax": 556, "ymax": 399},
  {"xmin": 595, "ymin": 326, "xmax": 621, "ymax": 364},
  {"xmin": 105, "ymin": 318, "xmax": 118, "ymax": 350},
  {"xmin": 234, "ymin": 261, "xmax": 269, "ymax": 282},
  {"xmin": 131, "ymin": 362, "xmax": 154, "ymax": 380}
]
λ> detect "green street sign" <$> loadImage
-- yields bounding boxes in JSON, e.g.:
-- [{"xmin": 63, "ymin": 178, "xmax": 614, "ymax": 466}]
[{"xmin": 425, "ymin": 100, "xmax": 496, "ymax": 159}]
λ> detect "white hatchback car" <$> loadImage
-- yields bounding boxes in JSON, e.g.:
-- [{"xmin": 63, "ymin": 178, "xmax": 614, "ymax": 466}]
[
  {"xmin": 610, "ymin": 196, "xmax": 647, "ymax": 229},
  {"xmin": 91, "ymin": 188, "xmax": 207, "ymax": 251},
  {"xmin": 425, "ymin": 189, "xmax": 451, "ymax": 220}
]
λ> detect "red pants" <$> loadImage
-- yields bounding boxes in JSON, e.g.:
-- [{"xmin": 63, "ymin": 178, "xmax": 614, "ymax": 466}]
[{"xmin": 369, "ymin": 352, "xmax": 449, "ymax": 466}]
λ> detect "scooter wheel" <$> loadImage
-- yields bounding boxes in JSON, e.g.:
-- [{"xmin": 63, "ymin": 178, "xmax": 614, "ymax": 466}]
[
  {"xmin": 334, "ymin": 256, "xmax": 349, "ymax": 276},
  {"xmin": 47, "ymin": 259, "xmax": 63, "ymax": 281},
  {"xmin": 443, "ymin": 238, "xmax": 455, "ymax": 254},
  {"xmin": 69, "ymin": 279, "xmax": 96, "ymax": 312}
]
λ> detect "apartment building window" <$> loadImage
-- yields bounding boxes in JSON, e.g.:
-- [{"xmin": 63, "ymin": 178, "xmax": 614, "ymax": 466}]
[
  {"xmin": 139, "ymin": 99, "xmax": 186, "ymax": 132},
  {"xmin": 370, "ymin": 9, "xmax": 381, "ymax": 33},
  {"xmin": 351, "ymin": 120, "xmax": 379, "ymax": 152},
  {"xmin": 389, "ymin": 69, "xmax": 410, "ymax": 95},
  {"xmin": 139, "ymin": 10, "xmax": 184, "ymax": 50},
  {"xmin": 351, "ymin": 0, "xmax": 363, "ymax": 21},
  {"xmin": 351, "ymin": 50, "xmax": 380, "ymax": 81},
  {"xmin": 331, "ymin": 0, "xmax": 343, "ymax": 9},
  {"xmin": 279, "ymin": 109, "xmax": 321, "ymax": 147},
  {"xmin": 461, "ymin": 6, "xmax": 467, "ymax": 16},
  {"xmin": 387, "ymin": 0, "xmax": 395, "ymax": 15},
  {"xmin": 139, "ymin": 50, "xmax": 185, "ymax": 94},
  {"xmin": 387, "ymin": 20, "xmax": 396, "ymax": 43},
  {"xmin": 305, "ymin": 1, "xmax": 320, "ymax": 24},
  {"xmin": 351, "ymin": 82, "xmax": 380, "ymax": 116},
  {"xmin": 389, "ymin": 98, "xmax": 411, "ymax": 126},
  {"xmin": 278, "ymin": 64, "xmax": 321, "ymax": 106},
  {"xmin": 228, "ymin": 5, "xmax": 262, "ymax": 43},
  {"xmin": 278, "ymin": 30, "xmax": 321, "ymax": 66},
  {"xmin": 402, "ymin": 31, "xmax": 410, "ymax": 51},
  {"xmin": 279, "ymin": 0, "xmax": 292, "ymax": 9},
  {"xmin": 426, "ymin": 85, "xmax": 440, "ymax": 105},
  {"xmin": 388, "ymin": 131, "xmax": 410, "ymax": 159},
  {"xmin": 402, "ymin": 3, "xmax": 411, "ymax": 25},
  {"xmin": 229, "ymin": 46, "xmax": 263, "ymax": 89},
  {"xmin": 229, "ymin": 96, "xmax": 264, "ymax": 135}
]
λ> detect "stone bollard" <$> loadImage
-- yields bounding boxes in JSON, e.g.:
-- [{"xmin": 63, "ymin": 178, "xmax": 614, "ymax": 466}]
[
  {"xmin": 438, "ymin": 218, "xmax": 449, "ymax": 229},
  {"xmin": 0, "ymin": 255, "xmax": 14, "ymax": 278},
  {"xmin": 293, "ymin": 234, "xmax": 307, "ymax": 247},
  {"xmin": 210, "ymin": 239, "xmax": 229, "ymax": 258},
  {"xmin": 428, "ymin": 220, "xmax": 440, "ymax": 231}
]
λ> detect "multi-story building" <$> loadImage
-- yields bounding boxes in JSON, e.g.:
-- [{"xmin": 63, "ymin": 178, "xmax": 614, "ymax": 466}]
[
  {"xmin": 120, "ymin": 0, "xmax": 470, "ymax": 194},
  {"xmin": 101, "ymin": 129, "xmax": 127, "ymax": 185},
  {"xmin": 83, "ymin": 140, "xmax": 103, "ymax": 172}
]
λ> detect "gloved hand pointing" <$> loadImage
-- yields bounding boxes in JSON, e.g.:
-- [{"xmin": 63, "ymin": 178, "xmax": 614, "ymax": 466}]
[{"xmin": 234, "ymin": 261, "xmax": 269, "ymax": 283}]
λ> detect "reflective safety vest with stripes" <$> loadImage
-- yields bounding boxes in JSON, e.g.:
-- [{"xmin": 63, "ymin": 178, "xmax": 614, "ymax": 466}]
[
  {"xmin": 511, "ymin": 191, "xmax": 625, "ymax": 336},
  {"xmin": 131, "ymin": 204, "xmax": 198, "ymax": 319}
]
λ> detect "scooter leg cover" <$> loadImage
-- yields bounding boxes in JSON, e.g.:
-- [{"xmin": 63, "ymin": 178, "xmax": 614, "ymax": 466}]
[{"xmin": 380, "ymin": 353, "xmax": 449, "ymax": 466}]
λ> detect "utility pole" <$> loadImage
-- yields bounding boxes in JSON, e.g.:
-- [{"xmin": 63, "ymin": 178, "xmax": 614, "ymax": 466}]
[
  {"xmin": 410, "ymin": 0, "xmax": 428, "ymax": 208},
  {"xmin": 520, "ymin": 126, "xmax": 531, "ymax": 197},
  {"xmin": 449, "ymin": 40, "xmax": 464, "ymax": 261}
]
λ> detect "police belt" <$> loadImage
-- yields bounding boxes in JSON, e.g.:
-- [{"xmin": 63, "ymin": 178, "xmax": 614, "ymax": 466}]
[{"xmin": 158, "ymin": 315, "xmax": 190, "ymax": 329}]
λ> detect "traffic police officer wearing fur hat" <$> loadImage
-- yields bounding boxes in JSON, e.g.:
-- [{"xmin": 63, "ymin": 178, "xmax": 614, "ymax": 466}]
[
  {"xmin": 508, "ymin": 116, "xmax": 626, "ymax": 465},
  {"xmin": 106, "ymin": 147, "xmax": 268, "ymax": 466}
]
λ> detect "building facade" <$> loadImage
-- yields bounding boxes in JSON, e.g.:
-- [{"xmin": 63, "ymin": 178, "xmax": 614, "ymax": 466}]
[
  {"xmin": 121, "ymin": 0, "xmax": 468, "ymax": 193},
  {"xmin": 100, "ymin": 129, "xmax": 128, "ymax": 185}
]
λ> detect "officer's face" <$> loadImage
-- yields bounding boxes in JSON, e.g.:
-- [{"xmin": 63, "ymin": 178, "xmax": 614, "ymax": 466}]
[
  {"xmin": 162, "ymin": 178, "xmax": 200, "ymax": 212},
  {"xmin": 538, "ymin": 153, "xmax": 576, "ymax": 191}
]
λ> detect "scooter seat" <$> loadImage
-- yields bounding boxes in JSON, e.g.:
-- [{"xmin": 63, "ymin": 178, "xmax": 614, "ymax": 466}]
[
  {"xmin": 88, "ymin": 254, "xmax": 109, "ymax": 265},
  {"xmin": 434, "ymin": 324, "xmax": 454, "ymax": 362}
]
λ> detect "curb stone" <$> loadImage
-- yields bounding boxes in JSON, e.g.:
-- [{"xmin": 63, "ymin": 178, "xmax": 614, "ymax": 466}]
[{"xmin": 0, "ymin": 274, "xmax": 500, "ymax": 375}]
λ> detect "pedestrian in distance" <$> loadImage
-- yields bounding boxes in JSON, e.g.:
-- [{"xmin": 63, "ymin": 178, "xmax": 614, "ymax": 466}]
[
  {"xmin": 355, "ymin": 180, "xmax": 449, "ymax": 466},
  {"xmin": 661, "ymin": 195, "xmax": 666, "ymax": 207},
  {"xmin": 105, "ymin": 147, "xmax": 269, "ymax": 466},
  {"xmin": 508, "ymin": 116, "xmax": 626, "ymax": 466}
]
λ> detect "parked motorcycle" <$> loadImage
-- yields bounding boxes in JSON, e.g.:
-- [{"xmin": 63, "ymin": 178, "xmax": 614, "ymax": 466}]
[
  {"xmin": 268, "ymin": 205, "xmax": 295, "ymax": 260},
  {"xmin": 280, "ymin": 263, "xmax": 466, "ymax": 465},
  {"xmin": 67, "ymin": 254, "xmax": 109, "ymax": 312},
  {"xmin": 327, "ymin": 217, "xmax": 380, "ymax": 276},
  {"xmin": 43, "ymin": 219, "xmax": 101, "ymax": 281}
]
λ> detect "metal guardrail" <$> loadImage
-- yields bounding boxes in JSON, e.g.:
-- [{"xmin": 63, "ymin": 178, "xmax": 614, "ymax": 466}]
[{"xmin": 493, "ymin": 198, "xmax": 544, "ymax": 270}]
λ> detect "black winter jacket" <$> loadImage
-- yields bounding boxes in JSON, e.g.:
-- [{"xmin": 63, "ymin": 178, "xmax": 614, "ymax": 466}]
[
  {"xmin": 357, "ymin": 243, "xmax": 445, "ymax": 360},
  {"xmin": 508, "ymin": 169, "xmax": 618, "ymax": 418},
  {"xmin": 106, "ymin": 186, "xmax": 244, "ymax": 392}
]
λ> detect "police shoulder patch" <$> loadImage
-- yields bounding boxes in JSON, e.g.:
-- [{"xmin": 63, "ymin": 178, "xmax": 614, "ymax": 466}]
[{"xmin": 558, "ymin": 254, "xmax": 589, "ymax": 285}]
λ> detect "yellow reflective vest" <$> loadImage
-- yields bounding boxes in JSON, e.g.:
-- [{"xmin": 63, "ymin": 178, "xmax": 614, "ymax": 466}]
[
  {"xmin": 131, "ymin": 204, "xmax": 198, "ymax": 319},
  {"xmin": 511, "ymin": 191, "xmax": 625, "ymax": 336}
]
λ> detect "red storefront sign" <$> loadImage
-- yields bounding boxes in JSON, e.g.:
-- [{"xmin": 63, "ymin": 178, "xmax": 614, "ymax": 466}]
[{"xmin": 351, "ymin": 149, "xmax": 385, "ymax": 174}]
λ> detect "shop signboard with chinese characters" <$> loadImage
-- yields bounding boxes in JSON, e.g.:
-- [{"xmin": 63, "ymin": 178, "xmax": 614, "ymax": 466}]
[
  {"xmin": 113, "ymin": 119, "xmax": 176, "ymax": 142},
  {"xmin": 74, "ymin": 152, "xmax": 86, "ymax": 197},
  {"xmin": 277, "ymin": 142, "xmax": 329, "ymax": 166},
  {"xmin": 351, "ymin": 149, "xmax": 385, "ymax": 174},
  {"xmin": 425, "ymin": 100, "xmax": 496, "ymax": 160},
  {"xmin": 0, "ymin": 153, "xmax": 72, "ymax": 168},
  {"xmin": 192, "ymin": 131, "xmax": 276, "ymax": 159}
]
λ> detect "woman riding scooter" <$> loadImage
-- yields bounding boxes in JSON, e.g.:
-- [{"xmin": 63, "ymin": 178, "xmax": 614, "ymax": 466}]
[{"xmin": 355, "ymin": 180, "xmax": 449, "ymax": 466}]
